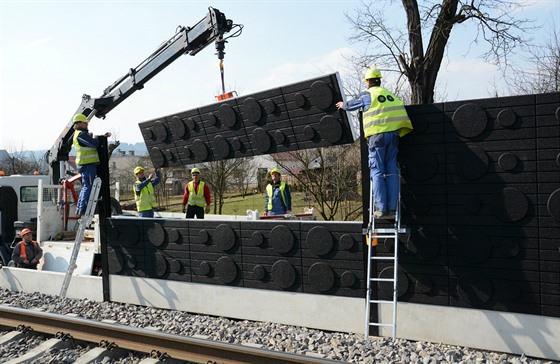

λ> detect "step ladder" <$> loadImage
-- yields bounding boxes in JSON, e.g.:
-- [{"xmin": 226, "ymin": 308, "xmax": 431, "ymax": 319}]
[
  {"xmin": 60, "ymin": 177, "xmax": 101, "ymax": 297},
  {"xmin": 364, "ymin": 169, "xmax": 409, "ymax": 339}
]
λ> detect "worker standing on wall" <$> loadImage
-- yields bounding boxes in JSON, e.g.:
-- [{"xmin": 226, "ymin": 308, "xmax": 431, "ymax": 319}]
[
  {"xmin": 336, "ymin": 67, "xmax": 413, "ymax": 219},
  {"xmin": 72, "ymin": 113, "xmax": 111, "ymax": 217},
  {"xmin": 263, "ymin": 168, "xmax": 292, "ymax": 216},
  {"xmin": 133, "ymin": 166, "xmax": 162, "ymax": 218},
  {"xmin": 182, "ymin": 168, "xmax": 211, "ymax": 219},
  {"xmin": 11, "ymin": 228, "xmax": 43, "ymax": 269}
]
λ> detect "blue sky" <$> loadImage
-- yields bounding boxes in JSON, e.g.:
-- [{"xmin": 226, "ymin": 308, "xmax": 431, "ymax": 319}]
[{"xmin": 1, "ymin": 0, "xmax": 558, "ymax": 152}]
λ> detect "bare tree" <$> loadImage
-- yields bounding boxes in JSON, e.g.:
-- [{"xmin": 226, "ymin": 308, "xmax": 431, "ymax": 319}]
[
  {"xmin": 202, "ymin": 159, "xmax": 246, "ymax": 214},
  {"xmin": 272, "ymin": 145, "xmax": 362, "ymax": 221},
  {"xmin": 345, "ymin": 0, "xmax": 533, "ymax": 104},
  {"xmin": 506, "ymin": 22, "xmax": 560, "ymax": 94},
  {"xmin": 0, "ymin": 144, "xmax": 47, "ymax": 175}
]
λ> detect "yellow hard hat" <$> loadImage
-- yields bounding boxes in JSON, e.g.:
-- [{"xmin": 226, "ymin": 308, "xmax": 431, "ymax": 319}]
[
  {"xmin": 73, "ymin": 113, "xmax": 89, "ymax": 123},
  {"xmin": 133, "ymin": 166, "xmax": 144, "ymax": 175},
  {"xmin": 270, "ymin": 168, "xmax": 281, "ymax": 175},
  {"xmin": 364, "ymin": 67, "xmax": 382, "ymax": 81},
  {"xmin": 191, "ymin": 168, "xmax": 201, "ymax": 174}
]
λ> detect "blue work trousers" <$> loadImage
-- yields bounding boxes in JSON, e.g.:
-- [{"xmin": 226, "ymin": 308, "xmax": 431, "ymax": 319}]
[
  {"xmin": 77, "ymin": 164, "xmax": 97, "ymax": 215},
  {"xmin": 139, "ymin": 209, "xmax": 154, "ymax": 218},
  {"xmin": 368, "ymin": 131, "xmax": 399, "ymax": 213}
]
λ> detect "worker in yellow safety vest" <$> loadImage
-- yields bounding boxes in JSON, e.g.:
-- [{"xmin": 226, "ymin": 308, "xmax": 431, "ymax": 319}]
[
  {"xmin": 336, "ymin": 67, "xmax": 413, "ymax": 219},
  {"xmin": 72, "ymin": 113, "xmax": 112, "ymax": 217},
  {"xmin": 182, "ymin": 168, "xmax": 212, "ymax": 219},
  {"xmin": 263, "ymin": 168, "xmax": 292, "ymax": 216},
  {"xmin": 133, "ymin": 166, "xmax": 161, "ymax": 218}
]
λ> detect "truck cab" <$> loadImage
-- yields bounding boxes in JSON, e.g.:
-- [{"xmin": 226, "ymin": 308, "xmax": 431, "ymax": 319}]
[{"xmin": 0, "ymin": 174, "xmax": 49, "ymax": 265}]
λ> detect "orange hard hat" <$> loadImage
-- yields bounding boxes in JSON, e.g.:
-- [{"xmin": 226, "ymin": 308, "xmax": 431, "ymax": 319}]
[{"xmin": 20, "ymin": 228, "xmax": 32, "ymax": 237}]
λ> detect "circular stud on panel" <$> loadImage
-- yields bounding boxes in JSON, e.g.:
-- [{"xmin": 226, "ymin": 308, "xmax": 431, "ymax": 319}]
[
  {"xmin": 219, "ymin": 103, "xmax": 238, "ymax": 128},
  {"xmin": 309, "ymin": 81, "xmax": 333, "ymax": 110},
  {"xmin": 270, "ymin": 225, "xmax": 295, "ymax": 254},
  {"xmin": 192, "ymin": 139, "xmax": 209, "ymax": 161},
  {"xmin": 339, "ymin": 234, "xmax": 355, "ymax": 251},
  {"xmin": 147, "ymin": 222, "xmax": 166, "ymax": 247},
  {"xmin": 170, "ymin": 116, "xmax": 187, "ymax": 138},
  {"xmin": 215, "ymin": 224, "xmax": 236, "ymax": 252},
  {"xmin": 152, "ymin": 121, "xmax": 169, "ymax": 142},
  {"xmin": 303, "ymin": 126, "xmax": 316, "ymax": 140},
  {"xmin": 452, "ymin": 103, "xmax": 487, "ymax": 138},
  {"xmin": 168, "ymin": 229, "xmax": 181, "ymax": 244},
  {"xmin": 497, "ymin": 108, "xmax": 517, "ymax": 128},
  {"xmin": 307, "ymin": 226, "xmax": 334, "ymax": 256},
  {"xmin": 547, "ymin": 189, "xmax": 560, "ymax": 222},
  {"xmin": 186, "ymin": 117, "xmax": 197, "ymax": 131},
  {"xmin": 199, "ymin": 261, "xmax": 211, "ymax": 276},
  {"xmin": 308, "ymin": 262, "xmax": 335, "ymax": 292},
  {"xmin": 341, "ymin": 271, "xmax": 356, "ymax": 288},
  {"xmin": 294, "ymin": 93, "xmax": 307, "ymax": 108},
  {"xmin": 214, "ymin": 135, "xmax": 231, "ymax": 159},
  {"xmin": 107, "ymin": 248, "xmax": 124, "ymax": 273},
  {"xmin": 198, "ymin": 229, "xmax": 210, "ymax": 244},
  {"xmin": 154, "ymin": 253, "xmax": 168, "ymax": 277},
  {"xmin": 150, "ymin": 147, "xmax": 166, "ymax": 168},
  {"xmin": 243, "ymin": 97, "xmax": 263, "ymax": 124},
  {"xmin": 498, "ymin": 152, "xmax": 518, "ymax": 171},
  {"xmin": 318, "ymin": 116, "xmax": 343, "ymax": 144},
  {"xmin": 216, "ymin": 256, "xmax": 238, "ymax": 284},
  {"xmin": 274, "ymin": 131, "xmax": 286, "ymax": 144},
  {"xmin": 271, "ymin": 259, "xmax": 297, "ymax": 289},
  {"xmin": 253, "ymin": 128, "xmax": 272, "ymax": 153},
  {"xmin": 231, "ymin": 137, "xmax": 242, "ymax": 151},
  {"xmin": 253, "ymin": 265, "xmax": 266, "ymax": 281},
  {"xmin": 265, "ymin": 99, "xmax": 277, "ymax": 114},
  {"xmin": 251, "ymin": 231, "xmax": 265, "ymax": 247}
]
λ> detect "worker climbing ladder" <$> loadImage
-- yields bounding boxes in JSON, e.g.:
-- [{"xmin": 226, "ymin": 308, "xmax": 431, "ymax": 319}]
[
  {"xmin": 60, "ymin": 177, "xmax": 102, "ymax": 297},
  {"xmin": 364, "ymin": 169, "xmax": 409, "ymax": 339}
]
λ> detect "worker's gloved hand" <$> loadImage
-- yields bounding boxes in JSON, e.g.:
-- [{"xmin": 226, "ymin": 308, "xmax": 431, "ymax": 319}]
[
  {"xmin": 205, "ymin": 206, "xmax": 210, "ymax": 214},
  {"xmin": 23, "ymin": 260, "xmax": 29, "ymax": 265},
  {"xmin": 31, "ymin": 259, "xmax": 37, "ymax": 264},
  {"xmin": 182, "ymin": 205, "xmax": 186, "ymax": 213}
]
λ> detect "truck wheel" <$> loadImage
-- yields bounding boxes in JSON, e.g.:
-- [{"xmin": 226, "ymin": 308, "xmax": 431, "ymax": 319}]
[
  {"xmin": 94, "ymin": 197, "xmax": 123, "ymax": 215},
  {"xmin": 110, "ymin": 197, "xmax": 123, "ymax": 215}
]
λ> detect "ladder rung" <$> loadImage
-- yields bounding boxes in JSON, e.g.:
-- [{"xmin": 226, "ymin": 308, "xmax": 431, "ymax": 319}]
[
  {"xmin": 371, "ymin": 256, "xmax": 395, "ymax": 261},
  {"xmin": 369, "ymin": 299, "xmax": 394, "ymax": 304},
  {"xmin": 368, "ymin": 323, "xmax": 394, "ymax": 328},
  {"xmin": 372, "ymin": 228, "xmax": 410, "ymax": 234},
  {"xmin": 370, "ymin": 235, "xmax": 398, "ymax": 239},
  {"xmin": 370, "ymin": 278, "xmax": 394, "ymax": 282}
]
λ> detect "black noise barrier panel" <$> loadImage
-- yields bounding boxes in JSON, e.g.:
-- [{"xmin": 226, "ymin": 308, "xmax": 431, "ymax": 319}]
[
  {"xmin": 125, "ymin": 84, "xmax": 559, "ymax": 319},
  {"xmin": 138, "ymin": 73, "xmax": 357, "ymax": 168}
]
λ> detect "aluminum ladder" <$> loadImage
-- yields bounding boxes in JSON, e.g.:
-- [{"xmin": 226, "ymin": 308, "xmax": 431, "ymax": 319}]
[
  {"xmin": 60, "ymin": 177, "xmax": 101, "ymax": 297},
  {"xmin": 364, "ymin": 169, "xmax": 409, "ymax": 339}
]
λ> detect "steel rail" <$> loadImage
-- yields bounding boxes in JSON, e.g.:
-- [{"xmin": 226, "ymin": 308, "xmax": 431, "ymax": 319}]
[{"xmin": 0, "ymin": 305, "xmax": 340, "ymax": 364}]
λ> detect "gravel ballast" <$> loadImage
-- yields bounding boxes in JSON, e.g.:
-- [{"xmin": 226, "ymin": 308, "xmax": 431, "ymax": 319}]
[{"xmin": 0, "ymin": 289, "xmax": 556, "ymax": 363}]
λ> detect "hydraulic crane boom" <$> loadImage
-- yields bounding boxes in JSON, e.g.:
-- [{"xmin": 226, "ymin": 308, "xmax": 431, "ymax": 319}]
[{"xmin": 46, "ymin": 7, "xmax": 237, "ymax": 183}]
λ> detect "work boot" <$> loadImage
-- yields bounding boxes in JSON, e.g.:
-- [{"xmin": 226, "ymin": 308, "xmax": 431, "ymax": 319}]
[{"xmin": 373, "ymin": 211, "xmax": 385, "ymax": 219}]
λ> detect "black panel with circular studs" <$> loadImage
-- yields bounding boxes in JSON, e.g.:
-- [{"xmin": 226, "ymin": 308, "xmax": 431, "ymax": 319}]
[
  {"xmin": 137, "ymin": 73, "xmax": 354, "ymax": 168},
  {"xmin": 117, "ymin": 91, "xmax": 559, "ymax": 318},
  {"xmin": 397, "ymin": 92, "xmax": 560, "ymax": 317}
]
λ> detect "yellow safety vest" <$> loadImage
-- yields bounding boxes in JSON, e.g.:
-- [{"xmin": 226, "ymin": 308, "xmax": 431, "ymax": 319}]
[
  {"xmin": 362, "ymin": 86, "xmax": 413, "ymax": 138},
  {"xmin": 187, "ymin": 181, "xmax": 206, "ymax": 207},
  {"xmin": 73, "ymin": 131, "xmax": 100, "ymax": 165},
  {"xmin": 134, "ymin": 180, "xmax": 156, "ymax": 212},
  {"xmin": 266, "ymin": 182, "xmax": 287, "ymax": 211}
]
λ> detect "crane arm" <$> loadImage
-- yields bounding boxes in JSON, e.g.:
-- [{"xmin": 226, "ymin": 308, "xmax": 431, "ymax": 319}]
[{"xmin": 47, "ymin": 7, "xmax": 235, "ymax": 183}]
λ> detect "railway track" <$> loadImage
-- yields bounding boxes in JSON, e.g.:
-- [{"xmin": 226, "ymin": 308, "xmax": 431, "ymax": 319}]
[{"xmin": 0, "ymin": 305, "xmax": 341, "ymax": 364}]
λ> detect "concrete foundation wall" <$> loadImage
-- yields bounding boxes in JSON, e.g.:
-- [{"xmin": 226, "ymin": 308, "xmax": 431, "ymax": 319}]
[{"xmin": 1, "ymin": 268, "xmax": 558, "ymax": 361}]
